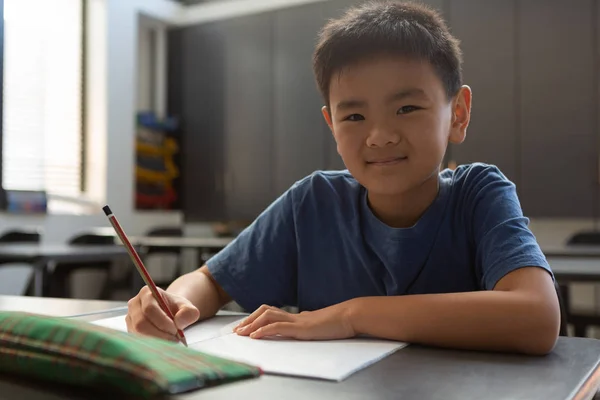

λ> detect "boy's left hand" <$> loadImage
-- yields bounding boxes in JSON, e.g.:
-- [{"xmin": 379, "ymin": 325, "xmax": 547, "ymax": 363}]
[{"xmin": 233, "ymin": 303, "xmax": 355, "ymax": 340}]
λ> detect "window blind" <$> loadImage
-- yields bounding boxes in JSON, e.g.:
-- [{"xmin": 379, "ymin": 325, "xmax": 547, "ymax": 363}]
[{"xmin": 2, "ymin": 0, "xmax": 83, "ymax": 197}]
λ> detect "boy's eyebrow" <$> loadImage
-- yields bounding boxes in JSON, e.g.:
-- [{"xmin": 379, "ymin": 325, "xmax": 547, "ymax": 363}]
[
  {"xmin": 335, "ymin": 88, "xmax": 429, "ymax": 112},
  {"xmin": 386, "ymin": 88, "xmax": 428, "ymax": 103},
  {"xmin": 335, "ymin": 99, "xmax": 367, "ymax": 112}
]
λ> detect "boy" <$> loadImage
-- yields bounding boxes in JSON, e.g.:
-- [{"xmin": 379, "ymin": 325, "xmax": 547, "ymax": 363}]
[{"xmin": 126, "ymin": 0, "xmax": 560, "ymax": 355}]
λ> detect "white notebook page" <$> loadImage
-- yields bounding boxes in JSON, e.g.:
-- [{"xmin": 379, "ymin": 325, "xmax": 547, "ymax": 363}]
[{"xmin": 92, "ymin": 313, "xmax": 408, "ymax": 381}]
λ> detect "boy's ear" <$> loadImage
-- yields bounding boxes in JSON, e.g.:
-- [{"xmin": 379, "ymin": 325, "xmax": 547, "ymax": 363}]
[
  {"xmin": 448, "ymin": 85, "xmax": 472, "ymax": 145},
  {"xmin": 321, "ymin": 106, "xmax": 334, "ymax": 132}
]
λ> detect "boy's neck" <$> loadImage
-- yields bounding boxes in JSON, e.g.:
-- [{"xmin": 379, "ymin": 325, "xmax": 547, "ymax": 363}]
[{"xmin": 367, "ymin": 173, "xmax": 440, "ymax": 229}]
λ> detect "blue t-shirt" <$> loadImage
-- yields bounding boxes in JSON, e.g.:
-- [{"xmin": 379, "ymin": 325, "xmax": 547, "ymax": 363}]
[{"xmin": 206, "ymin": 163, "xmax": 552, "ymax": 312}]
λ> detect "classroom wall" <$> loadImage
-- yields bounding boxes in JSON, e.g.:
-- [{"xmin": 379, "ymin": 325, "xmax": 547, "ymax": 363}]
[{"xmin": 105, "ymin": 0, "xmax": 181, "ymax": 223}]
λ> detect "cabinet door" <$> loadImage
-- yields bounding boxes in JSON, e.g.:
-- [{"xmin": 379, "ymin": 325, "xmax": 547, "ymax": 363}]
[
  {"xmin": 446, "ymin": 0, "xmax": 518, "ymax": 182},
  {"xmin": 519, "ymin": 0, "xmax": 596, "ymax": 217},
  {"xmin": 223, "ymin": 14, "xmax": 275, "ymax": 221},
  {"xmin": 177, "ymin": 22, "xmax": 228, "ymax": 222},
  {"xmin": 273, "ymin": 3, "xmax": 330, "ymax": 195}
]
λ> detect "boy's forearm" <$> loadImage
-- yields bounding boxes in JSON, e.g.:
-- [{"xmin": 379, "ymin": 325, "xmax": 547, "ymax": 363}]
[
  {"xmin": 167, "ymin": 266, "xmax": 230, "ymax": 321},
  {"xmin": 347, "ymin": 291, "xmax": 559, "ymax": 355}
]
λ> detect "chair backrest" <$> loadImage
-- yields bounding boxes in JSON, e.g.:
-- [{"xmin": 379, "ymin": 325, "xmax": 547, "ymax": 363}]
[
  {"xmin": 45, "ymin": 232, "xmax": 118, "ymax": 299},
  {"xmin": 147, "ymin": 227, "xmax": 183, "ymax": 237},
  {"xmin": 0, "ymin": 264, "xmax": 34, "ymax": 295},
  {"xmin": 69, "ymin": 233, "xmax": 116, "ymax": 245},
  {"xmin": 567, "ymin": 231, "xmax": 600, "ymax": 245},
  {"xmin": 0, "ymin": 229, "xmax": 41, "ymax": 243},
  {"xmin": 555, "ymin": 280, "xmax": 569, "ymax": 336},
  {"xmin": 145, "ymin": 227, "xmax": 183, "ymax": 255}
]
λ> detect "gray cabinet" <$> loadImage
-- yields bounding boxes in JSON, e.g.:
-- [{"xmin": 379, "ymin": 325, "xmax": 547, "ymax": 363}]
[
  {"xmin": 177, "ymin": 22, "xmax": 228, "ymax": 221},
  {"xmin": 273, "ymin": 4, "xmax": 330, "ymax": 195},
  {"xmin": 222, "ymin": 14, "xmax": 275, "ymax": 221},
  {"xmin": 446, "ymin": 0, "xmax": 518, "ymax": 183},
  {"xmin": 178, "ymin": 15, "xmax": 276, "ymax": 222},
  {"xmin": 519, "ymin": 0, "xmax": 596, "ymax": 217}
]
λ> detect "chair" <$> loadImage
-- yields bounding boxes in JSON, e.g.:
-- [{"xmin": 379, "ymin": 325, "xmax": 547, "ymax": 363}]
[
  {"xmin": 555, "ymin": 280, "xmax": 569, "ymax": 336},
  {"xmin": 141, "ymin": 227, "xmax": 184, "ymax": 289},
  {"xmin": 46, "ymin": 232, "xmax": 116, "ymax": 299},
  {"xmin": 0, "ymin": 265, "xmax": 34, "ymax": 295},
  {"xmin": 555, "ymin": 278, "xmax": 600, "ymax": 337},
  {"xmin": 0, "ymin": 228, "xmax": 42, "ymax": 296},
  {"xmin": 145, "ymin": 227, "xmax": 184, "ymax": 255},
  {"xmin": 0, "ymin": 228, "xmax": 41, "ymax": 243},
  {"xmin": 567, "ymin": 231, "xmax": 600, "ymax": 245}
]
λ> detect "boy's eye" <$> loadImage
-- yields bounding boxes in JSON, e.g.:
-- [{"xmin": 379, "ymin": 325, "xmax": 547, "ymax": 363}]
[
  {"xmin": 397, "ymin": 105, "xmax": 420, "ymax": 114},
  {"xmin": 343, "ymin": 114, "xmax": 365, "ymax": 122}
]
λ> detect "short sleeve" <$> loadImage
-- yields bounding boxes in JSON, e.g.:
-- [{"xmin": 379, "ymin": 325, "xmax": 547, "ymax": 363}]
[
  {"xmin": 466, "ymin": 165, "xmax": 552, "ymax": 290},
  {"xmin": 206, "ymin": 188, "xmax": 298, "ymax": 312}
]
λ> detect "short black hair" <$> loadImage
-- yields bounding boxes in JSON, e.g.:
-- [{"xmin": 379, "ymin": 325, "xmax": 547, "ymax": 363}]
[{"xmin": 313, "ymin": 0, "xmax": 463, "ymax": 106}]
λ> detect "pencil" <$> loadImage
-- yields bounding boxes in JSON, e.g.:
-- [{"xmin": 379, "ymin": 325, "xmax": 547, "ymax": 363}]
[{"xmin": 102, "ymin": 205, "xmax": 188, "ymax": 347}]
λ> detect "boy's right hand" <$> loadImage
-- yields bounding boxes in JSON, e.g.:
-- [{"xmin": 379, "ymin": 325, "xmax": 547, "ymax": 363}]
[{"xmin": 126, "ymin": 286, "xmax": 200, "ymax": 342}]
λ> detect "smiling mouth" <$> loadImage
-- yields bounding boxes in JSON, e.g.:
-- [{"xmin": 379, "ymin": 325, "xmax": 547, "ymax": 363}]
[{"xmin": 367, "ymin": 156, "xmax": 408, "ymax": 166}]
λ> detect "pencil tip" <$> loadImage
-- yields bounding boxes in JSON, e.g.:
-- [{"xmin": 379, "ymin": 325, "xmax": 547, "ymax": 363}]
[
  {"xmin": 102, "ymin": 205, "xmax": 112, "ymax": 216},
  {"xmin": 181, "ymin": 337, "xmax": 188, "ymax": 347}
]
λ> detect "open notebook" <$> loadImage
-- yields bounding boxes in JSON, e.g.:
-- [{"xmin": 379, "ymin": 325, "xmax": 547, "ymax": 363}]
[{"xmin": 93, "ymin": 314, "xmax": 408, "ymax": 381}]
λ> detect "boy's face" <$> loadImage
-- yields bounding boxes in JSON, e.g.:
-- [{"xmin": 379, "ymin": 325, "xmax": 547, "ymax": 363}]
[{"xmin": 322, "ymin": 56, "xmax": 471, "ymax": 197}]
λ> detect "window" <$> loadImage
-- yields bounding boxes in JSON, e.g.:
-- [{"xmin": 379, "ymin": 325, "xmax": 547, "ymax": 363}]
[{"xmin": 2, "ymin": 0, "xmax": 83, "ymax": 198}]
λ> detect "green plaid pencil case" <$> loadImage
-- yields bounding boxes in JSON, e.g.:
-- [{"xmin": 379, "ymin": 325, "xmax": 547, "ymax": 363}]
[{"xmin": 0, "ymin": 311, "xmax": 261, "ymax": 398}]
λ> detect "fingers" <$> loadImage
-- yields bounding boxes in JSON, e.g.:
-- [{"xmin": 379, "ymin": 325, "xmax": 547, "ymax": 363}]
[
  {"xmin": 174, "ymin": 304, "xmax": 200, "ymax": 330},
  {"xmin": 234, "ymin": 304, "xmax": 275, "ymax": 331},
  {"xmin": 125, "ymin": 286, "xmax": 178, "ymax": 342},
  {"xmin": 157, "ymin": 287, "xmax": 200, "ymax": 329},
  {"xmin": 140, "ymin": 288, "xmax": 179, "ymax": 335},
  {"xmin": 235, "ymin": 307, "xmax": 293, "ymax": 337},
  {"xmin": 249, "ymin": 322, "xmax": 298, "ymax": 339}
]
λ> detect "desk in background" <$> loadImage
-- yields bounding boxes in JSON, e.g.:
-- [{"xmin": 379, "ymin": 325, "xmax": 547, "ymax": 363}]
[
  {"xmin": 128, "ymin": 236, "xmax": 235, "ymax": 249},
  {"xmin": 544, "ymin": 245, "xmax": 600, "ymax": 259},
  {"xmin": 0, "ymin": 244, "xmax": 129, "ymax": 297},
  {"xmin": 123, "ymin": 236, "xmax": 235, "ymax": 290},
  {"xmin": 543, "ymin": 245, "xmax": 600, "ymax": 284},
  {"xmin": 0, "ymin": 297, "xmax": 599, "ymax": 400},
  {"xmin": 0, "ymin": 295, "xmax": 126, "ymax": 319}
]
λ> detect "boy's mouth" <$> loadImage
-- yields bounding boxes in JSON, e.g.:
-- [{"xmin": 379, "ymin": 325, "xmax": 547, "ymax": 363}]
[{"xmin": 366, "ymin": 156, "xmax": 408, "ymax": 166}]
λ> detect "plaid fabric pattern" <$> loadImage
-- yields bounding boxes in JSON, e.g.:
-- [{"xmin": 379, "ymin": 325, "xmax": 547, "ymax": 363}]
[{"xmin": 0, "ymin": 311, "xmax": 261, "ymax": 398}]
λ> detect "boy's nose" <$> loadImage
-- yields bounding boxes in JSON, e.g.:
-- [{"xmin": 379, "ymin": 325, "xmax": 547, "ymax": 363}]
[{"xmin": 366, "ymin": 126, "xmax": 401, "ymax": 148}]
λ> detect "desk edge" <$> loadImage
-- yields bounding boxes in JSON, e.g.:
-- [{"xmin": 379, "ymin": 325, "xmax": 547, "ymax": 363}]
[{"xmin": 573, "ymin": 357, "xmax": 600, "ymax": 400}]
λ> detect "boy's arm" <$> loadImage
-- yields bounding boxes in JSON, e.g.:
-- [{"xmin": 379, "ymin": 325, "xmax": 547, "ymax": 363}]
[
  {"xmin": 127, "ymin": 182, "xmax": 299, "ymax": 339},
  {"xmin": 166, "ymin": 265, "xmax": 231, "ymax": 321},
  {"xmin": 347, "ymin": 266, "xmax": 559, "ymax": 355},
  {"xmin": 235, "ymin": 266, "xmax": 560, "ymax": 356}
]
